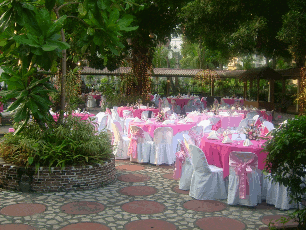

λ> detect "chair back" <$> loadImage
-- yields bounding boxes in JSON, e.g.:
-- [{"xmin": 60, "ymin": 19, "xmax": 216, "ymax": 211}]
[
  {"xmin": 96, "ymin": 112, "xmax": 106, "ymax": 123},
  {"xmin": 174, "ymin": 105, "xmax": 182, "ymax": 114},
  {"xmin": 130, "ymin": 125, "xmax": 146, "ymax": 144},
  {"xmin": 111, "ymin": 109, "xmax": 120, "ymax": 121},
  {"xmin": 141, "ymin": 110, "xmax": 150, "ymax": 120},
  {"xmin": 246, "ymin": 111, "xmax": 259, "ymax": 119},
  {"xmin": 123, "ymin": 110, "xmax": 133, "ymax": 119},
  {"xmin": 98, "ymin": 115, "xmax": 108, "ymax": 132},
  {"xmin": 153, "ymin": 127, "xmax": 173, "ymax": 145},
  {"xmin": 237, "ymin": 118, "xmax": 248, "ymax": 131},
  {"xmin": 161, "ymin": 97, "xmax": 170, "ymax": 109},
  {"xmin": 124, "ymin": 118, "xmax": 134, "ymax": 135},
  {"xmin": 111, "ymin": 121, "xmax": 122, "ymax": 142},
  {"xmin": 208, "ymin": 117, "xmax": 220, "ymax": 125},
  {"xmin": 189, "ymin": 144, "xmax": 211, "ymax": 174},
  {"xmin": 263, "ymin": 121, "xmax": 274, "ymax": 131},
  {"xmin": 183, "ymin": 134, "xmax": 194, "ymax": 152},
  {"xmin": 229, "ymin": 151, "xmax": 258, "ymax": 171},
  {"xmin": 188, "ymin": 126, "xmax": 203, "ymax": 146}
]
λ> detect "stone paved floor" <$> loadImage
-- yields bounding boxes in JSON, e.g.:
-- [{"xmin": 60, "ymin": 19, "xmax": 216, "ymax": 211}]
[{"xmin": 0, "ymin": 159, "xmax": 298, "ymax": 230}]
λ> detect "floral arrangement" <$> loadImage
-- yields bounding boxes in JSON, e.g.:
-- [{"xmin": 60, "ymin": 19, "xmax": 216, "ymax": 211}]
[
  {"xmin": 244, "ymin": 125, "xmax": 260, "ymax": 140},
  {"xmin": 156, "ymin": 112, "xmax": 165, "ymax": 122}
]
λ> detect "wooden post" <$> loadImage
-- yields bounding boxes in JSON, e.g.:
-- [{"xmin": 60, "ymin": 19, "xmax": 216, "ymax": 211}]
[
  {"xmin": 257, "ymin": 78, "xmax": 260, "ymax": 102},
  {"xmin": 211, "ymin": 78, "xmax": 214, "ymax": 96},
  {"xmin": 297, "ymin": 77, "xmax": 301, "ymax": 113},
  {"xmin": 167, "ymin": 76, "xmax": 171, "ymax": 96},
  {"xmin": 281, "ymin": 78, "xmax": 285, "ymax": 105},
  {"xmin": 268, "ymin": 79, "xmax": 275, "ymax": 103},
  {"xmin": 244, "ymin": 80, "xmax": 247, "ymax": 100}
]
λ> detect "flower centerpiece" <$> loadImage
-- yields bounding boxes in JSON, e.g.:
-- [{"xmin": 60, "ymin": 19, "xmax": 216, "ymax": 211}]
[
  {"xmin": 243, "ymin": 122, "xmax": 260, "ymax": 140},
  {"xmin": 156, "ymin": 112, "xmax": 165, "ymax": 122}
]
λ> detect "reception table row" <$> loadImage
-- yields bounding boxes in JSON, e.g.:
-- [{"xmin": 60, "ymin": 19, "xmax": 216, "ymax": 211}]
[{"xmin": 117, "ymin": 106, "xmax": 159, "ymax": 119}]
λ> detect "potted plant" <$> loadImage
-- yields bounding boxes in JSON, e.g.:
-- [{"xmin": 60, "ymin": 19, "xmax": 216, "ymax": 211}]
[{"xmin": 262, "ymin": 116, "xmax": 306, "ymax": 229}]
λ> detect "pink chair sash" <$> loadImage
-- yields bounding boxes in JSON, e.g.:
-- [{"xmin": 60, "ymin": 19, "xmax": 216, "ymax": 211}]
[
  {"xmin": 128, "ymin": 130, "xmax": 144, "ymax": 159},
  {"xmin": 189, "ymin": 130, "xmax": 202, "ymax": 147},
  {"xmin": 212, "ymin": 120, "xmax": 221, "ymax": 131},
  {"xmin": 8, "ymin": 128, "xmax": 15, "ymax": 133},
  {"xmin": 173, "ymin": 141, "xmax": 188, "ymax": 179},
  {"xmin": 229, "ymin": 154, "xmax": 257, "ymax": 199},
  {"xmin": 255, "ymin": 119, "xmax": 262, "ymax": 127}
]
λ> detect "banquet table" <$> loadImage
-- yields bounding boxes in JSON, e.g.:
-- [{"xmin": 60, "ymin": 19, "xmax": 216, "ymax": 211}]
[
  {"xmin": 167, "ymin": 98, "xmax": 192, "ymax": 109},
  {"xmin": 52, "ymin": 112, "xmax": 95, "ymax": 122},
  {"xmin": 218, "ymin": 109, "xmax": 272, "ymax": 122},
  {"xmin": 199, "ymin": 135, "xmax": 269, "ymax": 178},
  {"xmin": 117, "ymin": 106, "xmax": 159, "ymax": 119},
  {"xmin": 186, "ymin": 113, "xmax": 243, "ymax": 129},
  {"xmin": 221, "ymin": 98, "xmax": 244, "ymax": 105}
]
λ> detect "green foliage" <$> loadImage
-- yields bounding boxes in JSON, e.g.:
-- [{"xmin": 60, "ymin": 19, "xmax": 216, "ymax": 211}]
[
  {"xmin": 263, "ymin": 116, "xmax": 306, "ymax": 228},
  {"xmin": 0, "ymin": 116, "xmax": 113, "ymax": 169}
]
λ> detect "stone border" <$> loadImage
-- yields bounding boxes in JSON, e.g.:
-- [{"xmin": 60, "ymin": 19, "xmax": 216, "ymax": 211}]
[{"xmin": 0, "ymin": 157, "xmax": 116, "ymax": 192}]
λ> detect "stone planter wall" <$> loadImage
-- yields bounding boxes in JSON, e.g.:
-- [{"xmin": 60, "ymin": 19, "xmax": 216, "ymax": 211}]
[{"xmin": 0, "ymin": 157, "xmax": 116, "ymax": 192}]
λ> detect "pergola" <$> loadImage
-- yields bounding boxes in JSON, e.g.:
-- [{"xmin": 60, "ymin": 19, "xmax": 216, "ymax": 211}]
[{"xmin": 81, "ymin": 66, "xmax": 301, "ymax": 110}]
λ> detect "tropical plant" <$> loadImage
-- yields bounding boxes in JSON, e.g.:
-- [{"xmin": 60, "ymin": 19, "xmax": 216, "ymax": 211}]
[
  {"xmin": 0, "ymin": 116, "xmax": 113, "ymax": 170},
  {"xmin": 263, "ymin": 116, "xmax": 306, "ymax": 229}
]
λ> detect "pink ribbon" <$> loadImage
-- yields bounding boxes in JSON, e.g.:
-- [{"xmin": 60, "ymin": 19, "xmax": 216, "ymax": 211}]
[
  {"xmin": 189, "ymin": 130, "xmax": 202, "ymax": 147},
  {"xmin": 173, "ymin": 141, "xmax": 189, "ymax": 179},
  {"xmin": 261, "ymin": 126, "xmax": 269, "ymax": 136},
  {"xmin": 229, "ymin": 154, "xmax": 257, "ymax": 199},
  {"xmin": 255, "ymin": 119, "xmax": 262, "ymax": 127},
  {"xmin": 128, "ymin": 130, "xmax": 144, "ymax": 159}
]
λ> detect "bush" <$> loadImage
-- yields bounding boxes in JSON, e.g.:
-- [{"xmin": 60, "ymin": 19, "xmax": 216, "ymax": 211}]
[
  {"xmin": 0, "ymin": 116, "xmax": 113, "ymax": 170},
  {"xmin": 263, "ymin": 115, "xmax": 306, "ymax": 229}
]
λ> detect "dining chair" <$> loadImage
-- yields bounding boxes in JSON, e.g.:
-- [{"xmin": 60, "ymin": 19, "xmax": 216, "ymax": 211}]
[
  {"xmin": 176, "ymin": 138, "xmax": 194, "ymax": 191},
  {"xmin": 197, "ymin": 119, "xmax": 212, "ymax": 133},
  {"xmin": 111, "ymin": 108, "xmax": 124, "ymax": 130},
  {"xmin": 174, "ymin": 105, "xmax": 182, "ymax": 114},
  {"xmin": 141, "ymin": 110, "xmax": 154, "ymax": 120},
  {"xmin": 262, "ymin": 121, "xmax": 275, "ymax": 131},
  {"xmin": 227, "ymin": 151, "xmax": 262, "ymax": 206},
  {"xmin": 111, "ymin": 121, "xmax": 130, "ymax": 159},
  {"xmin": 189, "ymin": 144, "xmax": 227, "ymax": 200},
  {"xmin": 87, "ymin": 95, "xmax": 96, "ymax": 108},
  {"xmin": 123, "ymin": 110, "xmax": 133, "ymax": 119},
  {"xmin": 129, "ymin": 125, "xmax": 154, "ymax": 163},
  {"xmin": 98, "ymin": 115, "xmax": 108, "ymax": 133},
  {"xmin": 124, "ymin": 118, "xmax": 134, "ymax": 136},
  {"xmin": 246, "ymin": 111, "xmax": 259, "ymax": 119},
  {"xmin": 95, "ymin": 112, "xmax": 106, "ymax": 123},
  {"xmin": 263, "ymin": 173, "xmax": 298, "ymax": 210},
  {"xmin": 188, "ymin": 126, "xmax": 203, "ymax": 147},
  {"xmin": 150, "ymin": 127, "xmax": 174, "ymax": 165}
]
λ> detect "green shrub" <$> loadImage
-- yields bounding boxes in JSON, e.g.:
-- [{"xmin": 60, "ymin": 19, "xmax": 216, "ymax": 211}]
[
  {"xmin": 263, "ymin": 115, "xmax": 306, "ymax": 229},
  {"xmin": 0, "ymin": 116, "xmax": 113, "ymax": 170}
]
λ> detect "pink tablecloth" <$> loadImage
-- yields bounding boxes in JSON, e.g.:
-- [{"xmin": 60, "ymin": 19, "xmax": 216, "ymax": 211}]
[
  {"xmin": 222, "ymin": 98, "xmax": 244, "ymax": 105},
  {"xmin": 200, "ymin": 135, "xmax": 268, "ymax": 178},
  {"xmin": 52, "ymin": 113, "xmax": 95, "ymax": 122},
  {"xmin": 129, "ymin": 119, "xmax": 197, "ymax": 138},
  {"xmin": 218, "ymin": 109, "xmax": 272, "ymax": 122},
  {"xmin": 117, "ymin": 107, "xmax": 159, "ymax": 119},
  {"xmin": 92, "ymin": 95, "xmax": 101, "ymax": 100},
  {"xmin": 167, "ymin": 98, "xmax": 191, "ymax": 109}
]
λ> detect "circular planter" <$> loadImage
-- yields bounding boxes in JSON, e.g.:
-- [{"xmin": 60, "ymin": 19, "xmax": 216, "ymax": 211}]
[{"xmin": 0, "ymin": 157, "xmax": 116, "ymax": 192}]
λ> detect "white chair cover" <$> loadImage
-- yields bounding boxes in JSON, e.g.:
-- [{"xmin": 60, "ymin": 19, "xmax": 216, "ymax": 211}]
[
  {"xmin": 174, "ymin": 105, "xmax": 182, "ymax": 114},
  {"xmin": 193, "ymin": 99, "xmax": 204, "ymax": 111},
  {"xmin": 263, "ymin": 173, "xmax": 297, "ymax": 210},
  {"xmin": 197, "ymin": 119, "xmax": 212, "ymax": 133},
  {"xmin": 246, "ymin": 111, "xmax": 259, "ymax": 119},
  {"xmin": 141, "ymin": 110, "xmax": 154, "ymax": 120},
  {"xmin": 111, "ymin": 121, "xmax": 130, "ymax": 159},
  {"xmin": 98, "ymin": 115, "xmax": 108, "ymax": 133},
  {"xmin": 129, "ymin": 126, "xmax": 154, "ymax": 163},
  {"xmin": 87, "ymin": 95, "xmax": 96, "ymax": 108},
  {"xmin": 150, "ymin": 127, "xmax": 174, "ymax": 165},
  {"xmin": 111, "ymin": 109, "xmax": 124, "ymax": 130},
  {"xmin": 96, "ymin": 112, "xmax": 106, "ymax": 123},
  {"xmin": 227, "ymin": 151, "xmax": 262, "ymax": 206},
  {"xmin": 237, "ymin": 118, "xmax": 249, "ymax": 132},
  {"xmin": 189, "ymin": 144, "xmax": 227, "ymax": 200},
  {"xmin": 263, "ymin": 121, "xmax": 275, "ymax": 131},
  {"xmin": 124, "ymin": 118, "xmax": 134, "ymax": 135},
  {"xmin": 161, "ymin": 97, "xmax": 171, "ymax": 109},
  {"xmin": 176, "ymin": 139, "xmax": 194, "ymax": 190}
]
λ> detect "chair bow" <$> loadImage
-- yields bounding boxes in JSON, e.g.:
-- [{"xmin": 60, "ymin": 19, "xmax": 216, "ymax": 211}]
[
  {"xmin": 230, "ymin": 155, "xmax": 257, "ymax": 199},
  {"xmin": 189, "ymin": 130, "xmax": 202, "ymax": 147},
  {"xmin": 212, "ymin": 120, "xmax": 221, "ymax": 131},
  {"xmin": 173, "ymin": 142, "xmax": 188, "ymax": 179},
  {"xmin": 128, "ymin": 130, "xmax": 144, "ymax": 158},
  {"xmin": 106, "ymin": 108, "xmax": 112, "ymax": 115}
]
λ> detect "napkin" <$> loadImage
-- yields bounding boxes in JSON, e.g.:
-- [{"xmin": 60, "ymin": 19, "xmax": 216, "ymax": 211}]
[
  {"xmin": 252, "ymin": 107, "xmax": 257, "ymax": 110},
  {"xmin": 232, "ymin": 111, "xmax": 239, "ymax": 116},
  {"xmin": 231, "ymin": 106, "xmax": 236, "ymax": 110},
  {"xmin": 140, "ymin": 106, "xmax": 147, "ymax": 109},
  {"xmin": 145, "ymin": 119, "xmax": 153, "ymax": 124},
  {"xmin": 162, "ymin": 120, "xmax": 175, "ymax": 125},
  {"xmin": 261, "ymin": 109, "xmax": 266, "ymax": 111},
  {"xmin": 207, "ymin": 131, "xmax": 219, "ymax": 140},
  {"xmin": 222, "ymin": 136, "xmax": 232, "ymax": 144},
  {"xmin": 169, "ymin": 114, "xmax": 177, "ymax": 120},
  {"xmin": 223, "ymin": 129, "xmax": 231, "ymax": 136},
  {"xmin": 178, "ymin": 119, "xmax": 186, "ymax": 124},
  {"xmin": 238, "ymin": 107, "xmax": 242, "ymax": 110},
  {"xmin": 243, "ymin": 139, "xmax": 253, "ymax": 146},
  {"xmin": 133, "ymin": 117, "xmax": 142, "ymax": 122}
]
